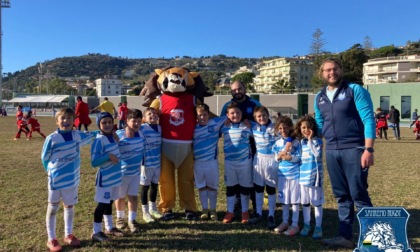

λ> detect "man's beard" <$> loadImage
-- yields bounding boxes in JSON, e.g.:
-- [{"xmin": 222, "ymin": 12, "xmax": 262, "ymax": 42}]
[{"xmin": 232, "ymin": 93, "xmax": 245, "ymax": 101}]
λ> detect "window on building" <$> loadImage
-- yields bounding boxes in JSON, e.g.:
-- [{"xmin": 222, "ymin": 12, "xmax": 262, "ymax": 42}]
[
  {"xmin": 401, "ymin": 96, "xmax": 411, "ymax": 119},
  {"xmin": 380, "ymin": 96, "xmax": 390, "ymax": 114}
]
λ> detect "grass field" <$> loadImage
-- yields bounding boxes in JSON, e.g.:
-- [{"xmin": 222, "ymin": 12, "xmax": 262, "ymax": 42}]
[{"xmin": 0, "ymin": 115, "xmax": 419, "ymax": 252}]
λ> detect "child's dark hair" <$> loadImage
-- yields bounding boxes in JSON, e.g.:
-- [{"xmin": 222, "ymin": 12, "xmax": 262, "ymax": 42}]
[
  {"xmin": 275, "ymin": 115, "xmax": 294, "ymax": 137},
  {"xmin": 294, "ymin": 115, "xmax": 318, "ymax": 140},
  {"xmin": 196, "ymin": 103, "xmax": 210, "ymax": 114},
  {"xmin": 226, "ymin": 102, "xmax": 240, "ymax": 112},
  {"xmin": 253, "ymin": 106, "xmax": 269, "ymax": 118},
  {"xmin": 127, "ymin": 109, "xmax": 143, "ymax": 120},
  {"xmin": 143, "ymin": 107, "xmax": 157, "ymax": 116}
]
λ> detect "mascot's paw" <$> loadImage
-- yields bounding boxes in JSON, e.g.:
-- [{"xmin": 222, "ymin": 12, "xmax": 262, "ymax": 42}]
[{"xmin": 184, "ymin": 211, "xmax": 197, "ymax": 221}]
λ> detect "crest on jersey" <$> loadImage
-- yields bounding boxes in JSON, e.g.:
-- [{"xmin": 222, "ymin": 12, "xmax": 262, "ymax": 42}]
[
  {"xmin": 208, "ymin": 126, "xmax": 215, "ymax": 133},
  {"xmin": 338, "ymin": 92, "xmax": 346, "ymax": 100},
  {"xmin": 354, "ymin": 207, "xmax": 412, "ymax": 252},
  {"xmin": 169, "ymin": 109, "xmax": 185, "ymax": 126}
]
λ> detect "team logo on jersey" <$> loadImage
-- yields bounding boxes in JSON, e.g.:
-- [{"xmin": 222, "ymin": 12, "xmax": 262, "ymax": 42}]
[
  {"xmin": 169, "ymin": 109, "xmax": 185, "ymax": 126},
  {"xmin": 338, "ymin": 92, "xmax": 346, "ymax": 100},
  {"xmin": 208, "ymin": 126, "xmax": 215, "ymax": 133},
  {"xmin": 104, "ymin": 192, "xmax": 111, "ymax": 199},
  {"xmin": 319, "ymin": 97, "xmax": 325, "ymax": 105},
  {"xmin": 247, "ymin": 107, "xmax": 253, "ymax": 114},
  {"xmin": 354, "ymin": 207, "xmax": 412, "ymax": 252}
]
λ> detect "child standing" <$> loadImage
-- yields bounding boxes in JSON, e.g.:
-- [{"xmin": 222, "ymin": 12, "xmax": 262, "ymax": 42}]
[
  {"xmin": 26, "ymin": 110, "xmax": 47, "ymax": 140},
  {"xmin": 91, "ymin": 112, "xmax": 124, "ymax": 242},
  {"xmin": 248, "ymin": 106, "xmax": 279, "ymax": 229},
  {"xmin": 193, "ymin": 104, "xmax": 226, "ymax": 220},
  {"xmin": 139, "ymin": 107, "xmax": 163, "ymax": 222},
  {"xmin": 375, "ymin": 108, "xmax": 388, "ymax": 140},
  {"xmin": 14, "ymin": 105, "xmax": 30, "ymax": 140},
  {"xmin": 272, "ymin": 116, "xmax": 301, "ymax": 236},
  {"xmin": 114, "ymin": 109, "xmax": 145, "ymax": 233},
  {"xmin": 221, "ymin": 102, "xmax": 253, "ymax": 224},
  {"xmin": 41, "ymin": 108, "xmax": 91, "ymax": 251},
  {"xmin": 295, "ymin": 115, "xmax": 324, "ymax": 239}
]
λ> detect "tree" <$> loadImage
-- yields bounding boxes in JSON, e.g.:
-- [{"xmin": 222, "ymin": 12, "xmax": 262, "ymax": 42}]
[
  {"xmin": 339, "ymin": 44, "xmax": 369, "ymax": 84},
  {"xmin": 231, "ymin": 72, "xmax": 255, "ymax": 86},
  {"xmin": 369, "ymin": 45, "xmax": 403, "ymax": 58},
  {"xmin": 363, "ymin": 36, "xmax": 374, "ymax": 51},
  {"xmin": 310, "ymin": 28, "xmax": 327, "ymax": 88}
]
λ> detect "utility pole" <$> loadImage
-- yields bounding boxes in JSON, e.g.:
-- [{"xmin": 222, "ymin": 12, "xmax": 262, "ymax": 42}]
[{"xmin": 0, "ymin": 0, "xmax": 11, "ymax": 107}]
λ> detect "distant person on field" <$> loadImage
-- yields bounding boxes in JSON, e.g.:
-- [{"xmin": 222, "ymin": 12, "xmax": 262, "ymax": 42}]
[
  {"xmin": 74, "ymin": 96, "xmax": 92, "ymax": 132},
  {"xmin": 388, "ymin": 105, "xmax": 401, "ymax": 140},
  {"xmin": 41, "ymin": 108, "xmax": 91, "ymax": 251},
  {"xmin": 118, "ymin": 101, "xmax": 128, "ymax": 129},
  {"xmin": 26, "ymin": 110, "xmax": 47, "ymax": 140},
  {"xmin": 91, "ymin": 97, "xmax": 118, "ymax": 118},
  {"xmin": 375, "ymin": 108, "xmax": 388, "ymax": 140},
  {"xmin": 412, "ymin": 116, "xmax": 420, "ymax": 140},
  {"xmin": 14, "ymin": 105, "xmax": 30, "ymax": 140},
  {"xmin": 410, "ymin": 109, "xmax": 418, "ymax": 129}
]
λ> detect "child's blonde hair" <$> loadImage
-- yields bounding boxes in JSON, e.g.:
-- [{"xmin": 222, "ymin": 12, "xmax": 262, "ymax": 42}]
[{"xmin": 55, "ymin": 108, "xmax": 75, "ymax": 121}]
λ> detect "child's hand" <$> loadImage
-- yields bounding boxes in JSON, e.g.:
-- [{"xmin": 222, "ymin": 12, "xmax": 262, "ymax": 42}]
[
  {"xmin": 277, "ymin": 152, "xmax": 283, "ymax": 160},
  {"xmin": 282, "ymin": 154, "xmax": 292, "ymax": 161},
  {"xmin": 307, "ymin": 129, "xmax": 314, "ymax": 140},
  {"xmin": 109, "ymin": 154, "xmax": 119, "ymax": 164},
  {"xmin": 243, "ymin": 119, "xmax": 251, "ymax": 128}
]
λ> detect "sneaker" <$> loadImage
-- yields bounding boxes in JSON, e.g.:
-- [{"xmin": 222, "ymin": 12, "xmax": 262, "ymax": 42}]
[
  {"xmin": 127, "ymin": 220, "xmax": 141, "ymax": 233},
  {"xmin": 91, "ymin": 232, "xmax": 109, "ymax": 242},
  {"xmin": 104, "ymin": 227, "xmax": 125, "ymax": 237},
  {"xmin": 322, "ymin": 236, "xmax": 353, "ymax": 249},
  {"xmin": 222, "ymin": 212, "xmax": 235, "ymax": 223},
  {"xmin": 284, "ymin": 225, "xmax": 300, "ymax": 236},
  {"xmin": 209, "ymin": 209, "xmax": 218, "ymax": 221},
  {"xmin": 162, "ymin": 210, "xmax": 175, "ymax": 221},
  {"xmin": 312, "ymin": 226, "xmax": 323, "ymax": 239},
  {"xmin": 143, "ymin": 213, "xmax": 155, "ymax": 223},
  {"xmin": 14, "ymin": 137, "xmax": 18, "ymax": 140},
  {"xmin": 116, "ymin": 218, "xmax": 126, "ymax": 229},
  {"xmin": 248, "ymin": 213, "xmax": 262, "ymax": 224},
  {"xmin": 267, "ymin": 216, "xmax": 276, "ymax": 229},
  {"xmin": 26, "ymin": 138, "xmax": 31, "ymax": 141},
  {"xmin": 150, "ymin": 209, "xmax": 162, "ymax": 219},
  {"xmin": 300, "ymin": 224, "xmax": 311, "ymax": 237},
  {"xmin": 185, "ymin": 211, "xmax": 196, "ymax": 221},
  {"xmin": 200, "ymin": 209, "xmax": 209, "ymax": 220},
  {"xmin": 241, "ymin": 212, "xmax": 249, "ymax": 224},
  {"xmin": 274, "ymin": 222, "xmax": 289, "ymax": 234},
  {"xmin": 46, "ymin": 239, "xmax": 62, "ymax": 252},
  {"xmin": 63, "ymin": 234, "xmax": 81, "ymax": 247}
]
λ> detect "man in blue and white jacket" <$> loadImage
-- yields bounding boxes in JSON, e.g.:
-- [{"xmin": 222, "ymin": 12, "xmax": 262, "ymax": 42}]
[{"xmin": 314, "ymin": 58, "xmax": 376, "ymax": 249}]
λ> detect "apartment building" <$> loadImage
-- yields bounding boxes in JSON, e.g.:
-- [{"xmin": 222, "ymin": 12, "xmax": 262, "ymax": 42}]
[
  {"xmin": 95, "ymin": 77, "xmax": 123, "ymax": 97},
  {"xmin": 363, "ymin": 55, "xmax": 420, "ymax": 84},
  {"xmin": 253, "ymin": 57, "xmax": 313, "ymax": 93}
]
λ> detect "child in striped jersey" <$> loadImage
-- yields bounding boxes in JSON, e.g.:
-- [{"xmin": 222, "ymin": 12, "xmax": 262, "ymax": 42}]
[
  {"xmin": 272, "ymin": 116, "xmax": 301, "ymax": 236},
  {"xmin": 193, "ymin": 104, "xmax": 226, "ymax": 221},
  {"xmin": 91, "ymin": 112, "xmax": 125, "ymax": 242},
  {"xmin": 139, "ymin": 107, "xmax": 163, "ymax": 222},
  {"xmin": 114, "ymin": 109, "xmax": 145, "ymax": 233},
  {"xmin": 294, "ymin": 115, "xmax": 324, "ymax": 239},
  {"xmin": 248, "ymin": 106, "xmax": 280, "ymax": 229},
  {"xmin": 41, "ymin": 108, "xmax": 91, "ymax": 251}
]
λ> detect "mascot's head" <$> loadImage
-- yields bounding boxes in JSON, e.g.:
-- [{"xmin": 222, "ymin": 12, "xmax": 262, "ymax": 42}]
[{"xmin": 156, "ymin": 67, "xmax": 199, "ymax": 93}]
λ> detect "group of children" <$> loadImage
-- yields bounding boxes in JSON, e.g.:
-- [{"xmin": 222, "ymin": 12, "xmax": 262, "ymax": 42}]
[{"xmin": 14, "ymin": 105, "xmax": 46, "ymax": 140}]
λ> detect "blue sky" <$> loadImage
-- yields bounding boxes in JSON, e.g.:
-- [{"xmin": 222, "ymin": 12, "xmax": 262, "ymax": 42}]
[{"xmin": 1, "ymin": 0, "xmax": 419, "ymax": 73}]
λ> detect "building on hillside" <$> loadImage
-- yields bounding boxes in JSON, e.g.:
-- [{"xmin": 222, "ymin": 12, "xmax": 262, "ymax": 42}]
[
  {"xmin": 253, "ymin": 57, "xmax": 313, "ymax": 93},
  {"xmin": 363, "ymin": 55, "xmax": 420, "ymax": 84},
  {"xmin": 233, "ymin": 66, "xmax": 260, "ymax": 76},
  {"xmin": 95, "ymin": 77, "xmax": 123, "ymax": 97}
]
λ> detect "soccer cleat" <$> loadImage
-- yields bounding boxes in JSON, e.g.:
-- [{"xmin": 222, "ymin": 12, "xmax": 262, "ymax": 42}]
[
  {"xmin": 274, "ymin": 222, "xmax": 289, "ymax": 234},
  {"xmin": 143, "ymin": 213, "xmax": 155, "ymax": 223},
  {"xmin": 284, "ymin": 225, "xmax": 300, "ymax": 236},
  {"xmin": 46, "ymin": 239, "xmax": 62, "ymax": 252},
  {"xmin": 104, "ymin": 227, "xmax": 125, "ymax": 237},
  {"xmin": 127, "ymin": 220, "xmax": 141, "ymax": 233},
  {"xmin": 267, "ymin": 216, "xmax": 276, "ymax": 229},
  {"xmin": 14, "ymin": 138, "xmax": 18, "ymax": 140},
  {"xmin": 63, "ymin": 234, "xmax": 81, "ymax": 247},
  {"xmin": 248, "ymin": 213, "xmax": 262, "ymax": 224},
  {"xmin": 200, "ymin": 209, "xmax": 209, "ymax": 220},
  {"xmin": 209, "ymin": 209, "xmax": 218, "ymax": 221},
  {"xmin": 241, "ymin": 212, "xmax": 250, "ymax": 224},
  {"xmin": 322, "ymin": 236, "xmax": 353, "ymax": 249},
  {"xmin": 161, "ymin": 210, "xmax": 175, "ymax": 221},
  {"xmin": 150, "ymin": 210, "xmax": 162, "ymax": 219},
  {"xmin": 91, "ymin": 232, "xmax": 109, "ymax": 242},
  {"xmin": 222, "ymin": 212, "xmax": 235, "ymax": 223},
  {"xmin": 185, "ymin": 211, "xmax": 196, "ymax": 221},
  {"xmin": 300, "ymin": 224, "xmax": 311, "ymax": 236},
  {"xmin": 312, "ymin": 226, "xmax": 323, "ymax": 239},
  {"xmin": 115, "ymin": 218, "xmax": 126, "ymax": 229}
]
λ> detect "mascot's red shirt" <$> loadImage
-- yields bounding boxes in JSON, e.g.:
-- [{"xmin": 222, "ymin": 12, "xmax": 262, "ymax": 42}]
[{"xmin": 159, "ymin": 93, "xmax": 196, "ymax": 142}]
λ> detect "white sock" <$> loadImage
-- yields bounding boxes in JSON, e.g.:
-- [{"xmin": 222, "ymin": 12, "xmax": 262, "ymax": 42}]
[
  {"xmin": 64, "ymin": 207, "xmax": 74, "ymax": 237},
  {"xmin": 291, "ymin": 204, "xmax": 300, "ymax": 227},
  {"xmin": 199, "ymin": 190, "xmax": 209, "ymax": 209},
  {"xmin": 240, "ymin": 193, "xmax": 250, "ymax": 212},
  {"xmin": 149, "ymin": 201, "xmax": 157, "ymax": 212},
  {"xmin": 302, "ymin": 205, "xmax": 311, "ymax": 225},
  {"xmin": 128, "ymin": 211, "xmax": 136, "ymax": 221},
  {"xmin": 104, "ymin": 215, "xmax": 113, "ymax": 231},
  {"xmin": 142, "ymin": 205, "xmax": 149, "ymax": 215},
  {"xmin": 116, "ymin": 210, "xmax": 125, "ymax": 219},
  {"xmin": 46, "ymin": 203, "xmax": 59, "ymax": 241},
  {"xmin": 255, "ymin": 192, "xmax": 264, "ymax": 215},
  {"xmin": 93, "ymin": 222, "xmax": 102, "ymax": 234},
  {"xmin": 282, "ymin": 204, "xmax": 290, "ymax": 223},
  {"xmin": 227, "ymin": 196, "xmax": 236, "ymax": 213},
  {"xmin": 268, "ymin": 194, "xmax": 276, "ymax": 217},
  {"xmin": 208, "ymin": 190, "xmax": 217, "ymax": 210},
  {"xmin": 314, "ymin": 205, "xmax": 323, "ymax": 227}
]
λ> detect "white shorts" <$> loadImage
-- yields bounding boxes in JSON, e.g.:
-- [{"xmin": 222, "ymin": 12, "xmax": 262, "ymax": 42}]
[
  {"xmin": 224, "ymin": 159, "xmax": 253, "ymax": 188},
  {"xmin": 277, "ymin": 177, "xmax": 300, "ymax": 204},
  {"xmin": 119, "ymin": 175, "xmax": 140, "ymax": 197},
  {"xmin": 140, "ymin": 166, "xmax": 160, "ymax": 186},
  {"xmin": 300, "ymin": 185, "xmax": 325, "ymax": 206},
  {"xmin": 94, "ymin": 186, "xmax": 123, "ymax": 204},
  {"xmin": 253, "ymin": 154, "xmax": 278, "ymax": 188},
  {"xmin": 194, "ymin": 159, "xmax": 219, "ymax": 190},
  {"xmin": 48, "ymin": 186, "xmax": 79, "ymax": 206}
]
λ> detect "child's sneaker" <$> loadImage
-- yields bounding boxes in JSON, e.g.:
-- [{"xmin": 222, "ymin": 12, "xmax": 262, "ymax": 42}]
[
  {"xmin": 143, "ymin": 213, "xmax": 155, "ymax": 223},
  {"xmin": 91, "ymin": 232, "xmax": 109, "ymax": 242},
  {"xmin": 312, "ymin": 226, "xmax": 323, "ymax": 239},
  {"xmin": 104, "ymin": 227, "xmax": 125, "ymax": 237},
  {"xmin": 274, "ymin": 222, "xmax": 289, "ymax": 234},
  {"xmin": 300, "ymin": 224, "xmax": 311, "ymax": 236},
  {"xmin": 248, "ymin": 213, "xmax": 262, "ymax": 224},
  {"xmin": 222, "ymin": 212, "xmax": 235, "ymax": 223},
  {"xmin": 209, "ymin": 209, "xmax": 218, "ymax": 221},
  {"xmin": 46, "ymin": 239, "xmax": 62, "ymax": 252},
  {"xmin": 267, "ymin": 216, "xmax": 276, "ymax": 229},
  {"xmin": 150, "ymin": 209, "xmax": 162, "ymax": 219},
  {"xmin": 161, "ymin": 210, "xmax": 175, "ymax": 221},
  {"xmin": 241, "ymin": 211, "xmax": 249, "ymax": 224},
  {"xmin": 128, "ymin": 220, "xmax": 141, "ymax": 233},
  {"xmin": 200, "ymin": 209, "xmax": 209, "ymax": 220},
  {"xmin": 116, "ymin": 218, "xmax": 126, "ymax": 229},
  {"xmin": 63, "ymin": 234, "xmax": 80, "ymax": 247},
  {"xmin": 284, "ymin": 225, "xmax": 300, "ymax": 236}
]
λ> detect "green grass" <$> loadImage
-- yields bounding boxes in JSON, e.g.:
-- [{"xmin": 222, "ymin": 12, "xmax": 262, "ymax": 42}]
[{"xmin": 0, "ymin": 115, "xmax": 419, "ymax": 251}]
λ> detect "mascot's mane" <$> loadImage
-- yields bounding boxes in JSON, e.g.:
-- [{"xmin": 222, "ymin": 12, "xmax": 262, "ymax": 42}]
[{"xmin": 140, "ymin": 66, "xmax": 212, "ymax": 107}]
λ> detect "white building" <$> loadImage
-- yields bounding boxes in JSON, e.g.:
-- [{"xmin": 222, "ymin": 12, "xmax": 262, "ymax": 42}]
[{"xmin": 95, "ymin": 78, "xmax": 123, "ymax": 97}]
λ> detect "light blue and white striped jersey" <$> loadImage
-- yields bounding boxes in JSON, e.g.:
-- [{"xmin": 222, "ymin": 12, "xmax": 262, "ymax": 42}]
[
  {"xmin": 221, "ymin": 122, "xmax": 253, "ymax": 161},
  {"xmin": 251, "ymin": 120, "xmax": 280, "ymax": 155},
  {"xmin": 41, "ymin": 130, "xmax": 91, "ymax": 190},
  {"xmin": 91, "ymin": 134, "xmax": 122, "ymax": 188},
  {"xmin": 116, "ymin": 129, "xmax": 145, "ymax": 177},
  {"xmin": 193, "ymin": 116, "xmax": 226, "ymax": 161},
  {"xmin": 298, "ymin": 137, "xmax": 323, "ymax": 187},
  {"xmin": 141, "ymin": 123, "xmax": 162, "ymax": 169},
  {"xmin": 272, "ymin": 138, "xmax": 300, "ymax": 180}
]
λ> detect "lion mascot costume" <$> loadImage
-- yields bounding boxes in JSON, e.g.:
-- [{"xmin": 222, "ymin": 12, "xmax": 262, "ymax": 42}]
[{"xmin": 140, "ymin": 67, "xmax": 211, "ymax": 220}]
